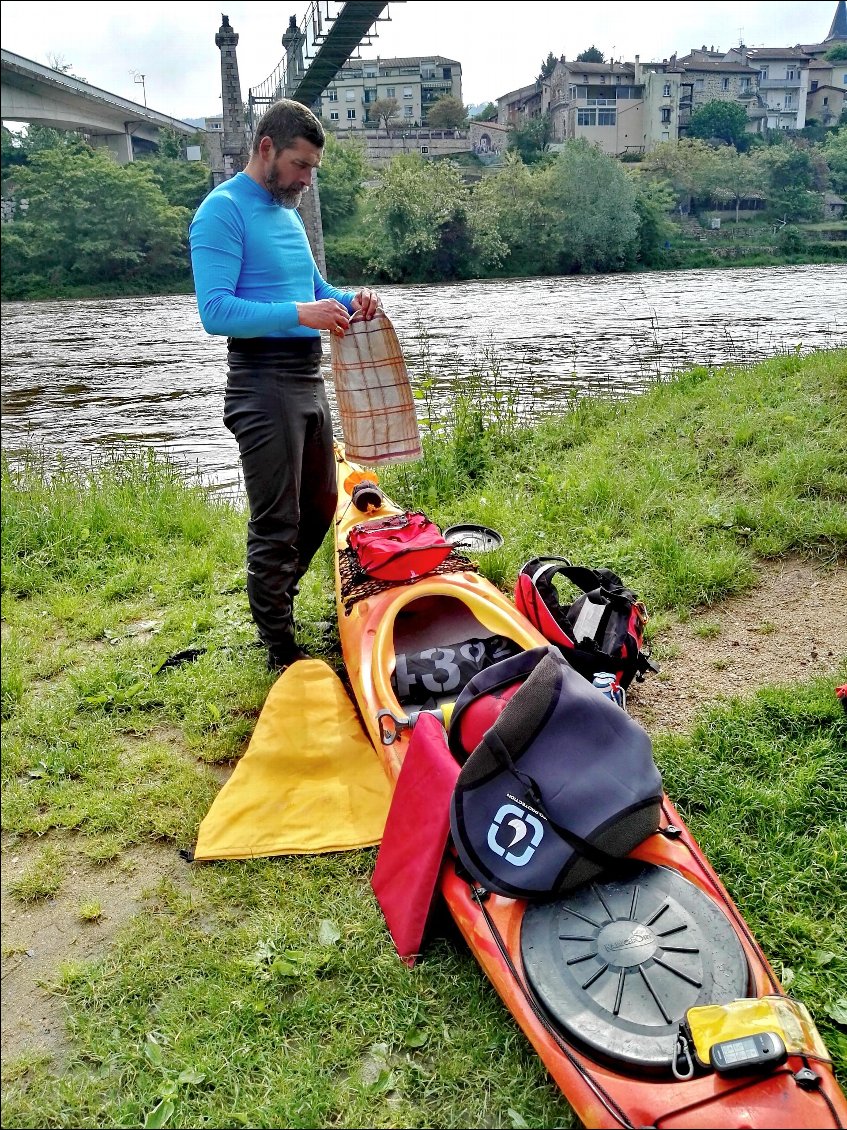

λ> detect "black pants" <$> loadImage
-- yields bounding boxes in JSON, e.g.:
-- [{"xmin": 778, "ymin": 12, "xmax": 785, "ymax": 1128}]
[{"xmin": 223, "ymin": 338, "xmax": 337, "ymax": 652}]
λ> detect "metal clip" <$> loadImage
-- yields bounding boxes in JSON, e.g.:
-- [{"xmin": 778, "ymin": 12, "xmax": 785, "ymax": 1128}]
[
  {"xmin": 376, "ymin": 709, "xmax": 410, "ymax": 745},
  {"xmin": 672, "ymin": 1032, "xmax": 695, "ymax": 1081}
]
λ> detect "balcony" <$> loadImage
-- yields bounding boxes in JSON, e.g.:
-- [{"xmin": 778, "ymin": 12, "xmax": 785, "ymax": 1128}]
[{"xmin": 758, "ymin": 77, "xmax": 802, "ymax": 90}]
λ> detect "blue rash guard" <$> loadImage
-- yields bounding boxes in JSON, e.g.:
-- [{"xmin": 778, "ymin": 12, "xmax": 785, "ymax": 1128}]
[{"xmin": 189, "ymin": 171, "xmax": 355, "ymax": 339}]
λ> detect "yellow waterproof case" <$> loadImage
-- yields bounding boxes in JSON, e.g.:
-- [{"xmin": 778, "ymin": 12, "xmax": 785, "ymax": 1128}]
[{"xmin": 685, "ymin": 996, "xmax": 831, "ymax": 1069}]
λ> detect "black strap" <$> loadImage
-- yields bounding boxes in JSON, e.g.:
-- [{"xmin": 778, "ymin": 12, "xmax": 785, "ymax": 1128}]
[{"xmin": 484, "ymin": 730, "xmax": 626, "ymax": 872}]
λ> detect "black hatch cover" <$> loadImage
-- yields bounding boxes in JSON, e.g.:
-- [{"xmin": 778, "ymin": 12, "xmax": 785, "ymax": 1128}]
[{"xmin": 520, "ymin": 863, "xmax": 750, "ymax": 1071}]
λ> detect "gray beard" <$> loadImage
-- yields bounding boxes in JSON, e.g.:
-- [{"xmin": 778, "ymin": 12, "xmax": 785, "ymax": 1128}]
[{"xmin": 266, "ymin": 178, "xmax": 304, "ymax": 209}]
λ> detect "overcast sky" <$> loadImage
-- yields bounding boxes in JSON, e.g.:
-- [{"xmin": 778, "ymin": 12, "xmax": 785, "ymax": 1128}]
[{"xmin": 0, "ymin": 1, "xmax": 839, "ymax": 121}]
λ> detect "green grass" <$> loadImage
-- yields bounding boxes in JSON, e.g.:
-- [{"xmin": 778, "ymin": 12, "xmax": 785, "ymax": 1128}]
[{"xmin": 1, "ymin": 349, "xmax": 846, "ymax": 1127}]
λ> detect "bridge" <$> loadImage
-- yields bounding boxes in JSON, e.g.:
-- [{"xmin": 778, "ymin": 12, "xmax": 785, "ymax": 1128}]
[
  {"xmin": 248, "ymin": 1, "xmax": 399, "ymax": 126},
  {"xmin": 0, "ymin": 48, "xmax": 202, "ymax": 163}
]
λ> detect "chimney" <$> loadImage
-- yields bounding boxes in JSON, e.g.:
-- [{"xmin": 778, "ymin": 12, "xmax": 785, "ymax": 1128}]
[{"xmin": 634, "ymin": 54, "xmax": 641, "ymax": 84}]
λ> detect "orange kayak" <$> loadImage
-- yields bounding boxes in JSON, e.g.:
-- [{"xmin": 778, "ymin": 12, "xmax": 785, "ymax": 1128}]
[{"xmin": 333, "ymin": 448, "xmax": 847, "ymax": 1129}]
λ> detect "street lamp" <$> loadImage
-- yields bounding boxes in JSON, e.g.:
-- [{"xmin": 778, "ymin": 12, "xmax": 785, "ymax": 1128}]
[{"xmin": 131, "ymin": 70, "xmax": 147, "ymax": 107}]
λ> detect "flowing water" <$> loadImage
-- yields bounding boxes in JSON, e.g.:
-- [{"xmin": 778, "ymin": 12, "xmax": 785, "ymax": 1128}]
[{"xmin": 2, "ymin": 264, "xmax": 844, "ymax": 493}]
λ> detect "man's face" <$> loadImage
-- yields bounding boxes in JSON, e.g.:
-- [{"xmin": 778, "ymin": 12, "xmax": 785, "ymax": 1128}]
[{"xmin": 264, "ymin": 137, "xmax": 322, "ymax": 208}]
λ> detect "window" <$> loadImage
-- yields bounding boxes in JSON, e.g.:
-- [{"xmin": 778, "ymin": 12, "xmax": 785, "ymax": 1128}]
[
  {"xmin": 364, "ymin": 67, "xmax": 377, "ymax": 78},
  {"xmin": 443, "ymin": 67, "xmax": 452, "ymax": 78},
  {"xmin": 577, "ymin": 108, "xmax": 596, "ymax": 125},
  {"xmin": 347, "ymin": 108, "xmax": 356, "ymax": 120},
  {"xmin": 722, "ymin": 78, "xmax": 729, "ymax": 91},
  {"xmin": 661, "ymin": 107, "xmax": 671, "ymax": 123},
  {"xmin": 598, "ymin": 109, "xmax": 616, "ymax": 125},
  {"xmin": 787, "ymin": 68, "xmax": 796, "ymax": 80},
  {"xmin": 386, "ymin": 86, "xmax": 395, "ymax": 97},
  {"xmin": 741, "ymin": 77, "xmax": 751, "ymax": 90},
  {"xmin": 600, "ymin": 75, "xmax": 606, "ymax": 83},
  {"xmin": 328, "ymin": 89, "xmax": 338, "ymax": 102},
  {"xmin": 330, "ymin": 111, "xmax": 339, "ymax": 121},
  {"xmin": 784, "ymin": 93, "xmax": 793, "ymax": 107},
  {"xmin": 345, "ymin": 90, "xmax": 355, "ymax": 101},
  {"xmin": 694, "ymin": 78, "xmax": 704, "ymax": 91},
  {"xmin": 404, "ymin": 105, "xmax": 413, "ymax": 117},
  {"xmin": 582, "ymin": 75, "xmax": 588, "ymax": 83},
  {"xmin": 811, "ymin": 80, "xmax": 819, "ymax": 92},
  {"xmin": 759, "ymin": 66, "xmax": 769, "ymax": 80},
  {"xmin": 568, "ymin": 84, "xmax": 578, "ymax": 99},
  {"xmin": 823, "ymin": 96, "xmax": 829, "ymax": 106},
  {"xmin": 843, "ymin": 73, "xmax": 847, "ymax": 85},
  {"xmin": 403, "ymin": 86, "xmax": 412, "ymax": 98},
  {"xmin": 663, "ymin": 83, "xmax": 671, "ymax": 97}
]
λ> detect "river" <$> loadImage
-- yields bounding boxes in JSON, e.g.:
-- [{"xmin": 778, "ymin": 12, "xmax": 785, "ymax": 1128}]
[{"xmin": 1, "ymin": 264, "xmax": 844, "ymax": 493}]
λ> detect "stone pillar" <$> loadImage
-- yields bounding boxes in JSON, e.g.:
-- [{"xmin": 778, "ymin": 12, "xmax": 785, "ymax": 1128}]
[
  {"xmin": 214, "ymin": 14, "xmax": 250, "ymax": 184},
  {"xmin": 299, "ymin": 171, "xmax": 327, "ymax": 275},
  {"xmin": 278, "ymin": 15, "xmax": 326, "ymax": 271}
]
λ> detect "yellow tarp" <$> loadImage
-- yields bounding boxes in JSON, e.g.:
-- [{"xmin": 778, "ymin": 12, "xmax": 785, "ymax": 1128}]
[{"xmin": 193, "ymin": 659, "xmax": 392, "ymax": 860}]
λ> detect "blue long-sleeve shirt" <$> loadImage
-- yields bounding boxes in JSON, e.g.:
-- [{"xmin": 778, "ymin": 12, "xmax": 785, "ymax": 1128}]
[{"xmin": 189, "ymin": 172, "xmax": 355, "ymax": 338}]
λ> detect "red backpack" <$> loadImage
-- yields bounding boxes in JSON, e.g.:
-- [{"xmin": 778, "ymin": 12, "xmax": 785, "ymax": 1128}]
[
  {"xmin": 515, "ymin": 557, "xmax": 657, "ymax": 690},
  {"xmin": 348, "ymin": 511, "xmax": 452, "ymax": 583}
]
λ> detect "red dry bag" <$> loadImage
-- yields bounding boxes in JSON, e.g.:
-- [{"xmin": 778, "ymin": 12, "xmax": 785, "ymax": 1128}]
[{"xmin": 348, "ymin": 511, "xmax": 452, "ymax": 583}]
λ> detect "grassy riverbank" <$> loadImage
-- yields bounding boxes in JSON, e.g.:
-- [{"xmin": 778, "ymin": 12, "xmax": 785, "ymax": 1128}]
[{"xmin": 2, "ymin": 349, "xmax": 846, "ymax": 1128}]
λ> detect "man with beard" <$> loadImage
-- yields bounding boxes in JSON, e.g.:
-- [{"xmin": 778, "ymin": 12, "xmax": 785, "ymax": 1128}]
[{"xmin": 189, "ymin": 100, "xmax": 380, "ymax": 671}]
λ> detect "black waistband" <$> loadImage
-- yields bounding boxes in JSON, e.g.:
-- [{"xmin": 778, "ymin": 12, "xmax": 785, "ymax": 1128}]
[{"xmin": 227, "ymin": 336, "xmax": 323, "ymax": 357}]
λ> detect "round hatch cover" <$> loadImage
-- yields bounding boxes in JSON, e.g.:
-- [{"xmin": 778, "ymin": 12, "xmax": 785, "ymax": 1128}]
[
  {"xmin": 520, "ymin": 863, "xmax": 749, "ymax": 1072},
  {"xmin": 443, "ymin": 524, "xmax": 504, "ymax": 553}
]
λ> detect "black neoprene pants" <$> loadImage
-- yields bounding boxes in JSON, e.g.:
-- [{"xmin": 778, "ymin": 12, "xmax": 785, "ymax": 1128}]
[{"xmin": 223, "ymin": 338, "xmax": 337, "ymax": 653}]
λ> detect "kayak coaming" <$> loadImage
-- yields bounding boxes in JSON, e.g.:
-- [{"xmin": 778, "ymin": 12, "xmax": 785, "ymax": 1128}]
[{"xmin": 333, "ymin": 450, "xmax": 847, "ymax": 1130}]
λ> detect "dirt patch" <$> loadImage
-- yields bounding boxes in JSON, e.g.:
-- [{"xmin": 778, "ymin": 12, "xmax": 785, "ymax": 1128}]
[
  {"xmin": 1, "ymin": 556, "xmax": 844, "ymax": 1074},
  {"xmin": 1, "ymin": 839, "xmax": 188, "ymax": 1069},
  {"xmin": 627, "ymin": 557, "xmax": 846, "ymax": 731}
]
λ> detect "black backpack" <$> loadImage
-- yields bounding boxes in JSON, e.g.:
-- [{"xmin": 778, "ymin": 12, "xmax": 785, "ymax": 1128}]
[{"xmin": 515, "ymin": 557, "xmax": 658, "ymax": 691}]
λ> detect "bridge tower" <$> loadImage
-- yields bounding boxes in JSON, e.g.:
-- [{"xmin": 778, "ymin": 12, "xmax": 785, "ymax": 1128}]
[
  {"xmin": 214, "ymin": 14, "xmax": 250, "ymax": 185},
  {"xmin": 280, "ymin": 14, "xmax": 327, "ymax": 274}
]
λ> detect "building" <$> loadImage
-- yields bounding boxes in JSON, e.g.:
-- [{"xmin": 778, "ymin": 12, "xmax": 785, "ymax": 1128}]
[
  {"xmin": 546, "ymin": 60, "xmax": 648, "ymax": 156},
  {"xmin": 724, "ymin": 47, "xmax": 810, "ymax": 131},
  {"xmin": 801, "ymin": 0, "xmax": 847, "ymax": 126},
  {"xmin": 318, "ymin": 55, "xmax": 462, "ymax": 129}
]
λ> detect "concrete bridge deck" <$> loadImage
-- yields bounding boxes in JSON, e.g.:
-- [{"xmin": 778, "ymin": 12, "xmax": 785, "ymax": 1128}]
[{"xmin": 1, "ymin": 49, "xmax": 202, "ymax": 162}]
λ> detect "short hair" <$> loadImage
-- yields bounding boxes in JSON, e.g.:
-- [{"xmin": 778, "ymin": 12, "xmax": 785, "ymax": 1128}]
[{"xmin": 251, "ymin": 99, "xmax": 325, "ymax": 154}]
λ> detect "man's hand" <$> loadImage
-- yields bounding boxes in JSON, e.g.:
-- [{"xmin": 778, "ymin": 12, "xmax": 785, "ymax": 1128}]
[
  {"xmin": 351, "ymin": 288, "xmax": 381, "ymax": 320},
  {"xmin": 296, "ymin": 299, "xmax": 350, "ymax": 336}
]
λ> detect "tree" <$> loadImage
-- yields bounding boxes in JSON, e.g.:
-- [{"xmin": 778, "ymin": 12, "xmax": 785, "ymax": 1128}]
[
  {"xmin": 140, "ymin": 154, "xmax": 211, "ymax": 212},
  {"xmin": 641, "ymin": 138, "xmax": 722, "ymax": 204},
  {"xmin": 1, "ymin": 146, "xmax": 188, "ymax": 297},
  {"xmin": 471, "ymin": 102, "xmax": 498, "ymax": 122},
  {"xmin": 370, "ymin": 154, "xmax": 503, "ymax": 280},
  {"xmin": 576, "ymin": 46, "xmax": 605, "ymax": 63},
  {"xmin": 369, "ymin": 97, "xmax": 399, "ymax": 133},
  {"xmin": 823, "ymin": 128, "xmax": 847, "ymax": 195},
  {"xmin": 539, "ymin": 139, "xmax": 640, "ymax": 272},
  {"xmin": 753, "ymin": 144, "xmax": 823, "ymax": 220},
  {"xmin": 824, "ymin": 43, "xmax": 847, "ymax": 62},
  {"xmin": 631, "ymin": 178, "xmax": 676, "ymax": 264},
  {"xmin": 508, "ymin": 116, "xmax": 551, "ymax": 164},
  {"xmin": 473, "ymin": 151, "xmax": 549, "ymax": 274},
  {"xmin": 426, "ymin": 96, "xmax": 467, "ymax": 129},
  {"xmin": 316, "ymin": 134, "xmax": 368, "ymax": 231},
  {"xmin": 706, "ymin": 147, "xmax": 766, "ymax": 221},
  {"xmin": 537, "ymin": 52, "xmax": 558, "ymax": 83},
  {"xmin": 687, "ymin": 100, "xmax": 749, "ymax": 148}
]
